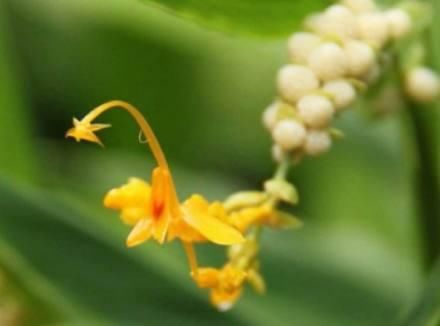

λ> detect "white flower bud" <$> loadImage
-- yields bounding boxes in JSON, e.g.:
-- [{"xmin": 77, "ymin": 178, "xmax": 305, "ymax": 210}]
[
  {"xmin": 304, "ymin": 130, "xmax": 332, "ymax": 156},
  {"xmin": 287, "ymin": 32, "xmax": 321, "ymax": 64},
  {"xmin": 323, "ymin": 79, "xmax": 356, "ymax": 110},
  {"xmin": 308, "ymin": 42, "xmax": 348, "ymax": 81},
  {"xmin": 323, "ymin": 5, "xmax": 358, "ymax": 39},
  {"xmin": 304, "ymin": 13, "xmax": 325, "ymax": 32},
  {"xmin": 262, "ymin": 102, "xmax": 280, "ymax": 130},
  {"xmin": 341, "ymin": 0, "xmax": 376, "ymax": 14},
  {"xmin": 297, "ymin": 95, "xmax": 335, "ymax": 128},
  {"xmin": 277, "ymin": 65, "xmax": 320, "ymax": 103},
  {"xmin": 272, "ymin": 119, "xmax": 307, "ymax": 150},
  {"xmin": 271, "ymin": 144, "xmax": 285, "ymax": 163},
  {"xmin": 386, "ymin": 8, "xmax": 412, "ymax": 40},
  {"xmin": 405, "ymin": 67, "xmax": 440, "ymax": 102},
  {"xmin": 344, "ymin": 40, "xmax": 376, "ymax": 77},
  {"xmin": 357, "ymin": 12, "xmax": 390, "ymax": 48}
]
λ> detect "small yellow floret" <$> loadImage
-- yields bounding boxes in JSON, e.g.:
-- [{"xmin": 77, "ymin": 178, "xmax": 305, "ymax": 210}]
[
  {"xmin": 65, "ymin": 118, "xmax": 111, "ymax": 146},
  {"xmin": 193, "ymin": 264, "xmax": 246, "ymax": 311}
]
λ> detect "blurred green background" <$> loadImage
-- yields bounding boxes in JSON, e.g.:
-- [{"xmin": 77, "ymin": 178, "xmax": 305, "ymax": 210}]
[{"xmin": 0, "ymin": 0, "xmax": 439, "ymax": 325}]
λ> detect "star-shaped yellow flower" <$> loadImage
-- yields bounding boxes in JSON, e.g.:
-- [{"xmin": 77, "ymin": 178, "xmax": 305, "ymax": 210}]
[{"xmin": 66, "ymin": 118, "xmax": 111, "ymax": 146}]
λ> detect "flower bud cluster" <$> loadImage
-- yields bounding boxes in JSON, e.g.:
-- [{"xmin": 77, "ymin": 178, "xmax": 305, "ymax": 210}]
[{"xmin": 264, "ymin": 0, "xmax": 416, "ymax": 162}]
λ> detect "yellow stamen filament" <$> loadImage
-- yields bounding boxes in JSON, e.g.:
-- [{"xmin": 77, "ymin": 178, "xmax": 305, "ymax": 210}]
[
  {"xmin": 183, "ymin": 241, "xmax": 199, "ymax": 277},
  {"xmin": 82, "ymin": 100, "xmax": 169, "ymax": 170}
]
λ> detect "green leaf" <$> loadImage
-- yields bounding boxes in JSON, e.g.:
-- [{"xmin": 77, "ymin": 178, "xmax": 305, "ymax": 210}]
[
  {"xmin": 0, "ymin": 150, "xmax": 410, "ymax": 325},
  {"xmin": 0, "ymin": 239, "xmax": 87, "ymax": 325},
  {"xmin": 138, "ymin": 0, "xmax": 333, "ymax": 37},
  {"xmin": 0, "ymin": 178, "xmax": 242, "ymax": 325},
  {"xmin": 398, "ymin": 259, "xmax": 440, "ymax": 326},
  {"xmin": 0, "ymin": 3, "xmax": 37, "ymax": 182}
]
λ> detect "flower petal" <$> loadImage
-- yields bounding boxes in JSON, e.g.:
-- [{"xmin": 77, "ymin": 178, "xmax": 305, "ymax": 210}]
[
  {"xmin": 182, "ymin": 195, "xmax": 244, "ymax": 245},
  {"xmin": 152, "ymin": 210, "xmax": 171, "ymax": 244},
  {"xmin": 126, "ymin": 218, "xmax": 153, "ymax": 247},
  {"xmin": 210, "ymin": 288, "xmax": 242, "ymax": 311}
]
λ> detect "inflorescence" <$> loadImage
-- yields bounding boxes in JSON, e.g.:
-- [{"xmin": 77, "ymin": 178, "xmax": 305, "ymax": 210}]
[
  {"xmin": 66, "ymin": 0, "xmax": 439, "ymax": 311},
  {"xmin": 265, "ymin": 0, "xmax": 439, "ymax": 163}
]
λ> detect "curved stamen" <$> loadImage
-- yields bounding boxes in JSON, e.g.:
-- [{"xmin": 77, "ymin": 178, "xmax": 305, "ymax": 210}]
[
  {"xmin": 78, "ymin": 100, "xmax": 181, "ymax": 216},
  {"xmin": 82, "ymin": 100, "xmax": 169, "ymax": 170}
]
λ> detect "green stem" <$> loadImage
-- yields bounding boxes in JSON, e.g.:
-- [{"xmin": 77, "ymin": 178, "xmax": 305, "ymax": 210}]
[
  {"xmin": 406, "ymin": 105, "xmax": 440, "ymax": 272},
  {"xmin": 273, "ymin": 158, "xmax": 290, "ymax": 180}
]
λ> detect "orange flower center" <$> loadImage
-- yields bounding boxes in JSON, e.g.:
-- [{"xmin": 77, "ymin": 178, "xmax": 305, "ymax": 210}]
[
  {"xmin": 152, "ymin": 199, "xmax": 165, "ymax": 219},
  {"xmin": 150, "ymin": 167, "xmax": 171, "ymax": 220}
]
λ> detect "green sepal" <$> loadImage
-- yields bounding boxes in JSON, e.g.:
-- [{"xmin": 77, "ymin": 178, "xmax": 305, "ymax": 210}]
[
  {"xmin": 264, "ymin": 179, "xmax": 299, "ymax": 205},
  {"xmin": 272, "ymin": 210, "xmax": 303, "ymax": 230},
  {"xmin": 224, "ymin": 191, "xmax": 268, "ymax": 212}
]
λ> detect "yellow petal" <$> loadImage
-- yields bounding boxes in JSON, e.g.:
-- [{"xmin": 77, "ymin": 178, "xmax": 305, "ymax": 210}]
[
  {"xmin": 126, "ymin": 219, "xmax": 153, "ymax": 247},
  {"xmin": 182, "ymin": 195, "xmax": 244, "ymax": 245},
  {"xmin": 103, "ymin": 178, "xmax": 151, "ymax": 209},
  {"xmin": 193, "ymin": 268, "xmax": 220, "ymax": 288},
  {"xmin": 65, "ymin": 127, "xmax": 104, "ymax": 146},
  {"xmin": 210, "ymin": 288, "xmax": 242, "ymax": 312},
  {"xmin": 89, "ymin": 123, "xmax": 111, "ymax": 132},
  {"xmin": 268, "ymin": 210, "xmax": 303, "ymax": 230},
  {"xmin": 103, "ymin": 189, "xmax": 122, "ymax": 209},
  {"xmin": 65, "ymin": 118, "xmax": 110, "ymax": 146},
  {"xmin": 120, "ymin": 207, "xmax": 146, "ymax": 225},
  {"xmin": 152, "ymin": 210, "xmax": 171, "ymax": 244}
]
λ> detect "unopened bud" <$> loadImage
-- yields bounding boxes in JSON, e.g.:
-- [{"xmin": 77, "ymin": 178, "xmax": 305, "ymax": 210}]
[
  {"xmin": 357, "ymin": 12, "xmax": 390, "ymax": 48},
  {"xmin": 262, "ymin": 102, "xmax": 280, "ymax": 130},
  {"xmin": 297, "ymin": 94, "xmax": 335, "ymax": 128},
  {"xmin": 272, "ymin": 119, "xmax": 307, "ymax": 150},
  {"xmin": 308, "ymin": 42, "xmax": 348, "ymax": 81},
  {"xmin": 287, "ymin": 32, "xmax": 321, "ymax": 64},
  {"xmin": 405, "ymin": 67, "xmax": 440, "ymax": 102},
  {"xmin": 386, "ymin": 8, "xmax": 412, "ymax": 40},
  {"xmin": 344, "ymin": 40, "xmax": 376, "ymax": 77},
  {"xmin": 277, "ymin": 65, "xmax": 320, "ymax": 103},
  {"xmin": 304, "ymin": 130, "xmax": 332, "ymax": 156},
  {"xmin": 323, "ymin": 79, "xmax": 357, "ymax": 110}
]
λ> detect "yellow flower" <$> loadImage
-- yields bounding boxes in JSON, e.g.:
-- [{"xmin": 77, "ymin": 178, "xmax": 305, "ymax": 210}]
[
  {"xmin": 193, "ymin": 237, "xmax": 266, "ymax": 310},
  {"xmin": 65, "ymin": 118, "xmax": 110, "ymax": 146},
  {"xmin": 67, "ymin": 100, "xmax": 244, "ymax": 248},
  {"xmin": 194, "ymin": 265, "xmax": 246, "ymax": 311},
  {"xmin": 105, "ymin": 167, "xmax": 174, "ymax": 246},
  {"xmin": 228, "ymin": 238, "xmax": 266, "ymax": 294},
  {"xmin": 104, "ymin": 180, "xmax": 242, "ymax": 246}
]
